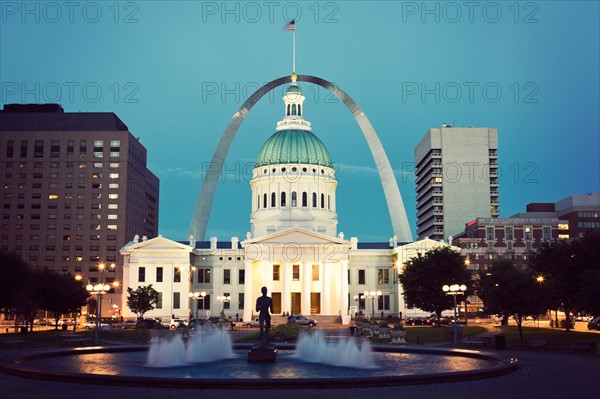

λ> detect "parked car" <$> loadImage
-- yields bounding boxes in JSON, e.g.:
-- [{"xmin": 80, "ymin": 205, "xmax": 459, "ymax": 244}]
[
  {"xmin": 116, "ymin": 320, "xmax": 137, "ymax": 329},
  {"xmin": 243, "ymin": 318, "xmax": 260, "ymax": 328},
  {"xmin": 135, "ymin": 319, "xmax": 162, "ymax": 329},
  {"xmin": 587, "ymin": 317, "xmax": 600, "ymax": 331},
  {"xmin": 287, "ymin": 315, "xmax": 317, "ymax": 327},
  {"xmin": 169, "ymin": 319, "xmax": 188, "ymax": 329}
]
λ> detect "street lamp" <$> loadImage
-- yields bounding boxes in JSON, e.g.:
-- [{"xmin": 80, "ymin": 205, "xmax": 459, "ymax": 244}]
[
  {"xmin": 189, "ymin": 291, "xmax": 207, "ymax": 320},
  {"xmin": 442, "ymin": 283, "xmax": 467, "ymax": 346},
  {"xmin": 86, "ymin": 283, "xmax": 110, "ymax": 345},
  {"xmin": 363, "ymin": 290, "xmax": 382, "ymax": 323}
]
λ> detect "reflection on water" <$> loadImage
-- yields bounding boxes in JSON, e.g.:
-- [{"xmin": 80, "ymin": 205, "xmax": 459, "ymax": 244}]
[{"xmin": 25, "ymin": 351, "xmax": 493, "ymax": 380}]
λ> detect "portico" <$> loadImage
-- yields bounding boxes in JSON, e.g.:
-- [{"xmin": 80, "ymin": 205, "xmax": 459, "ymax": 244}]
[{"xmin": 241, "ymin": 227, "xmax": 350, "ymax": 322}]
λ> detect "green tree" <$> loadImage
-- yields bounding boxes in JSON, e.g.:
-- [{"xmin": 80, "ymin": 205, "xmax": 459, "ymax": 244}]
[
  {"xmin": 41, "ymin": 272, "xmax": 89, "ymax": 330},
  {"xmin": 528, "ymin": 237, "xmax": 592, "ymax": 332},
  {"xmin": 479, "ymin": 261, "xmax": 547, "ymax": 342},
  {"xmin": 127, "ymin": 285, "xmax": 159, "ymax": 319},
  {"xmin": 573, "ymin": 233, "xmax": 600, "ymax": 316},
  {"xmin": 0, "ymin": 251, "xmax": 30, "ymax": 310},
  {"xmin": 400, "ymin": 247, "xmax": 471, "ymax": 325}
]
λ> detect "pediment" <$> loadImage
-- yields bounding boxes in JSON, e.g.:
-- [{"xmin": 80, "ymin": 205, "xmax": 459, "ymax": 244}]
[
  {"xmin": 120, "ymin": 236, "xmax": 192, "ymax": 253},
  {"xmin": 243, "ymin": 227, "xmax": 349, "ymax": 247}
]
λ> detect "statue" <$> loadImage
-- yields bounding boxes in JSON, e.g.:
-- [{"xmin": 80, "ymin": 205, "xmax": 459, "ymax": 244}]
[
  {"xmin": 247, "ymin": 286, "xmax": 278, "ymax": 362},
  {"xmin": 255, "ymin": 286, "xmax": 273, "ymax": 347}
]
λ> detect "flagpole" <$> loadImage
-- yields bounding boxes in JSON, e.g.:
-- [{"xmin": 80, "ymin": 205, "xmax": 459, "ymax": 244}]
[{"xmin": 292, "ymin": 29, "xmax": 296, "ymax": 73}]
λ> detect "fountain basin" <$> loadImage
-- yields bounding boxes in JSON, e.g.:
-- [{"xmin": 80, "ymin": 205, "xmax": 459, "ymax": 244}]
[{"xmin": 0, "ymin": 344, "xmax": 518, "ymax": 388}]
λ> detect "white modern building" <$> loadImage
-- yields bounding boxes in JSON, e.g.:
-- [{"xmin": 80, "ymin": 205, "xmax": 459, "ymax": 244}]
[
  {"xmin": 415, "ymin": 127, "xmax": 500, "ymax": 241},
  {"xmin": 121, "ymin": 76, "xmax": 458, "ymax": 324}
]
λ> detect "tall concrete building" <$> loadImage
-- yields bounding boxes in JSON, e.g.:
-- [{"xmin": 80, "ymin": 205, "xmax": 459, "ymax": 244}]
[
  {"xmin": 0, "ymin": 104, "xmax": 159, "ymax": 317},
  {"xmin": 415, "ymin": 126, "xmax": 499, "ymax": 241}
]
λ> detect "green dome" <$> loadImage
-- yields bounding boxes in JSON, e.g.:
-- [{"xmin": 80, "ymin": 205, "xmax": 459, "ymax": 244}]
[
  {"xmin": 255, "ymin": 129, "xmax": 333, "ymax": 168},
  {"xmin": 286, "ymin": 85, "xmax": 302, "ymax": 95}
]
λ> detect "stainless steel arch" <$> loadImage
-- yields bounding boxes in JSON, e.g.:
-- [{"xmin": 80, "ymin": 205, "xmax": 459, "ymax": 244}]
[{"xmin": 189, "ymin": 75, "xmax": 413, "ymax": 242}]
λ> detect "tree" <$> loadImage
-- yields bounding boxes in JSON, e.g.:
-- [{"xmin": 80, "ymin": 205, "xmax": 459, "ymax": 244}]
[
  {"xmin": 528, "ymin": 235, "xmax": 600, "ymax": 331},
  {"xmin": 400, "ymin": 247, "xmax": 472, "ymax": 325},
  {"xmin": 40, "ymin": 272, "xmax": 89, "ymax": 329},
  {"xmin": 127, "ymin": 285, "xmax": 159, "ymax": 319},
  {"xmin": 0, "ymin": 251, "xmax": 30, "ymax": 310},
  {"xmin": 479, "ymin": 261, "xmax": 547, "ymax": 342}
]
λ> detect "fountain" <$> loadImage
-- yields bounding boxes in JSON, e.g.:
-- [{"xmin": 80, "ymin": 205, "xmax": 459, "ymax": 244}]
[{"xmin": 0, "ymin": 326, "xmax": 518, "ymax": 388}]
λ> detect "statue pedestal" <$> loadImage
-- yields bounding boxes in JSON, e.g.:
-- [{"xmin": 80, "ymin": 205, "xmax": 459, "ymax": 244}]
[{"xmin": 247, "ymin": 343, "xmax": 278, "ymax": 363}]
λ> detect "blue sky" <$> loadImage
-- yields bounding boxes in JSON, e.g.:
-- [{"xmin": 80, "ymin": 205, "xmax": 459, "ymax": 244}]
[{"xmin": 1, "ymin": 1, "xmax": 599, "ymax": 242}]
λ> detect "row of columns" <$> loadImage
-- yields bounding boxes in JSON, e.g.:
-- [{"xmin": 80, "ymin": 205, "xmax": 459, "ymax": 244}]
[{"xmin": 242, "ymin": 259, "xmax": 350, "ymax": 322}]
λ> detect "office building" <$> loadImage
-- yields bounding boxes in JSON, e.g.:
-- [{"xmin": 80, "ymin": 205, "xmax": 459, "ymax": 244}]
[
  {"xmin": 0, "ymin": 104, "xmax": 159, "ymax": 317},
  {"xmin": 415, "ymin": 126, "xmax": 499, "ymax": 241}
]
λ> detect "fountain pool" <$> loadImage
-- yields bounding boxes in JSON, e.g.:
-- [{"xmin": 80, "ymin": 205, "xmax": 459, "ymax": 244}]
[{"xmin": 0, "ymin": 331, "xmax": 518, "ymax": 388}]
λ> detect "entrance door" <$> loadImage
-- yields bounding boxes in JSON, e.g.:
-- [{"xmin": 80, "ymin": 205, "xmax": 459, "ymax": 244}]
[
  {"xmin": 272, "ymin": 292, "xmax": 281, "ymax": 314},
  {"xmin": 310, "ymin": 293, "xmax": 321, "ymax": 314},
  {"xmin": 291, "ymin": 293, "xmax": 301, "ymax": 315}
]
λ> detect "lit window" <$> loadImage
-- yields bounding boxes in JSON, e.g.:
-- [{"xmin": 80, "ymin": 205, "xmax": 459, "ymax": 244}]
[
  {"xmin": 108, "ymin": 194, "xmax": 118, "ymax": 199},
  {"xmin": 109, "ymin": 173, "xmax": 119, "ymax": 179},
  {"xmin": 48, "ymin": 194, "xmax": 59, "ymax": 200}
]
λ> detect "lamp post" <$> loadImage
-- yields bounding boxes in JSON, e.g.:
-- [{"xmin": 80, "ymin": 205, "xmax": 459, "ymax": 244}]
[
  {"xmin": 363, "ymin": 290, "xmax": 382, "ymax": 323},
  {"xmin": 217, "ymin": 295, "xmax": 231, "ymax": 318},
  {"xmin": 189, "ymin": 291, "xmax": 207, "ymax": 320},
  {"xmin": 443, "ymin": 284, "xmax": 467, "ymax": 346},
  {"xmin": 86, "ymin": 283, "xmax": 110, "ymax": 345}
]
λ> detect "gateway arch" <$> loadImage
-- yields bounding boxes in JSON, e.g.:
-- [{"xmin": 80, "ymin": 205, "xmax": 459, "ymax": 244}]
[{"xmin": 189, "ymin": 75, "xmax": 413, "ymax": 243}]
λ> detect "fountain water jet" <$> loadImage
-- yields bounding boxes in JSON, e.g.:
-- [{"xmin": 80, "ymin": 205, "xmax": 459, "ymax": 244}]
[
  {"xmin": 292, "ymin": 333, "xmax": 377, "ymax": 369},
  {"xmin": 146, "ymin": 329, "xmax": 235, "ymax": 367}
]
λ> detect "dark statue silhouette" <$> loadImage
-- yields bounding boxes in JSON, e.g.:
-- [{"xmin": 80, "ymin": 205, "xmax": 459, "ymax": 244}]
[{"xmin": 247, "ymin": 286, "xmax": 278, "ymax": 362}]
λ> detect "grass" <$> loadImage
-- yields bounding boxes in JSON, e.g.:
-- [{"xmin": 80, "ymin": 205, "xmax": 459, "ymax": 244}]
[
  {"xmin": 494, "ymin": 326, "xmax": 600, "ymax": 352},
  {"xmin": 398, "ymin": 326, "xmax": 487, "ymax": 345}
]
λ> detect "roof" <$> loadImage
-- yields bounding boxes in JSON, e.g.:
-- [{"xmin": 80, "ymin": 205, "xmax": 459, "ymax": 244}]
[
  {"xmin": 0, "ymin": 106, "xmax": 129, "ymax": 131},
  {"xmin": 178, "ymin": 241, "xmax": 243, "ymax": 250},
  {"xmin": 357, "ymin": 242, "xmax": 409, "ymax": 249},
  {"xmin": 255, "ymin": 129, "xmax": 333, "ymax": 168}
]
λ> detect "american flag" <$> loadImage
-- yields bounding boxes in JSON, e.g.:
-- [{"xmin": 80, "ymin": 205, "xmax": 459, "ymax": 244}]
[{"xmin": 284, "ymin": 20, "xmax": 296, "ymax": 31}]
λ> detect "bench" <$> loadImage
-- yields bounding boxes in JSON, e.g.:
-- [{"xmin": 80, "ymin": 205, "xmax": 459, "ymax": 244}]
[
  {"xmin": 59, "ymin": 334, "xmax": 91, "ymax": 345},
  {"xmin": 464, "ymin": 336, "xmax": 492, "ymax": 347},
  {"xmin": 523, "ymin": 339, "xmax": 548, "ymax": 349},
  {"xmin": 0, "ymin": 337, "xmax": 27, "ymax": 346},
  {"xmin": 569, "ymin": 341, "xmax": 597, "ymax": 353}
]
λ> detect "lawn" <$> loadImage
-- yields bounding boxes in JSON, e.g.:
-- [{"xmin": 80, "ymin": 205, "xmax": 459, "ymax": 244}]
[{"xmin": 495, "ymin": 326, "xmax": 600, "ymax": 352}]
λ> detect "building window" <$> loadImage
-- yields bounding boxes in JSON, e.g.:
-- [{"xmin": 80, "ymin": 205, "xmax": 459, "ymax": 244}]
[
  {"xmin": 292, "ymin": 264, "xmax": 300, "ymax": 280},
  {"xmin": 138, "ymin": 267, "xmax": 146, "ymax": 282},
  {"xmin": 198, "ymin": 268, "xmax": 210, "ymax": 284},
  {"xmin": 542, "ymin": 227, "xmax": 551, "ymax": 241},
  {"xmin": 302, "ymin": 192, "xmax": 307, "ymax": 207},
  {"xmin": 291, "ymin": 192, "xmax": 297, "ymax": 207},
  {"xmin": 271, "ymin": 192, "xmax": 276, "ymax": 208},
  {"xmin": 486, "ymin": 227, "xmax": 495, "ymax": 240},
  {"xmin": 505, "ymin": 227, "xmax": 514, "ymax": 241},
  {"xmin": 238, "ymin": 269, "xmax": 245, "ymax": 284},
  {"xmin": 321, "ymin": 193, "xmax": 325, "ymax": 209},
  {"xmin": 6, "ymin": 140, "xmax": 14, "ymax": 158},
  {"xmin": 312, "ymin": 264, "xmax": 319, "ymax": 281},
  {"xmin": 312, "ymin": 192, "xmax": 317, "ymax": 207},
  {"xmin": 263, "ymin": 193, "xmax": 267, "ymax": 208},
  {"xmin": 378, "ymin": 295, "xmax": 390, "ymax": 310},
  {"xmin": 273, "ymin": 264, "xmax": 280, "ymax": 281},
  {"xmin": 174, "ymin": 267, "xmax": 181, "ymax": 282},
  {"xmin": 358, "ymin": 269, "xmax": 366, "ymax": 284},
  {"xmin": 281, "ymin": 192, "xmax": 286, "ymax": 207},
  {"xmin": 171, "ymin": 292, "xmax": 180, "ymax": 309},
  {"xmin": 223, "ymin": 292, "xmax": 231, "ymax": 309},
  {"xmin": 223, "ymin": 269, "xmax": 231, "ymax": 284},
  {"xmin": 507, "ymin": 241, "xmax": 513, "ymax": 250},
  {"xmin": 238, "ymin": 293, "xmax": 244, "ymax": 309},
  {"xmin": 156, "ymin": 292, "xmax": 162, "ymax": 309},
  {"xmin": 34, "ymin": 140, "xmax": 44, "ymax": 157},
  {"xmin": 378, "ymin": 269, "xmax": 389, "ymax": 284},
  {"xmin": 156, "ymin": 267, "xmax": 163, "ymax": 282},
  {"xmin": 488, "ymin": 242, "xmax": 494, "ymax": 251},
  {"xmin": 524, "ymin": 227, "xmax": 532, "ymax": 240}
]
